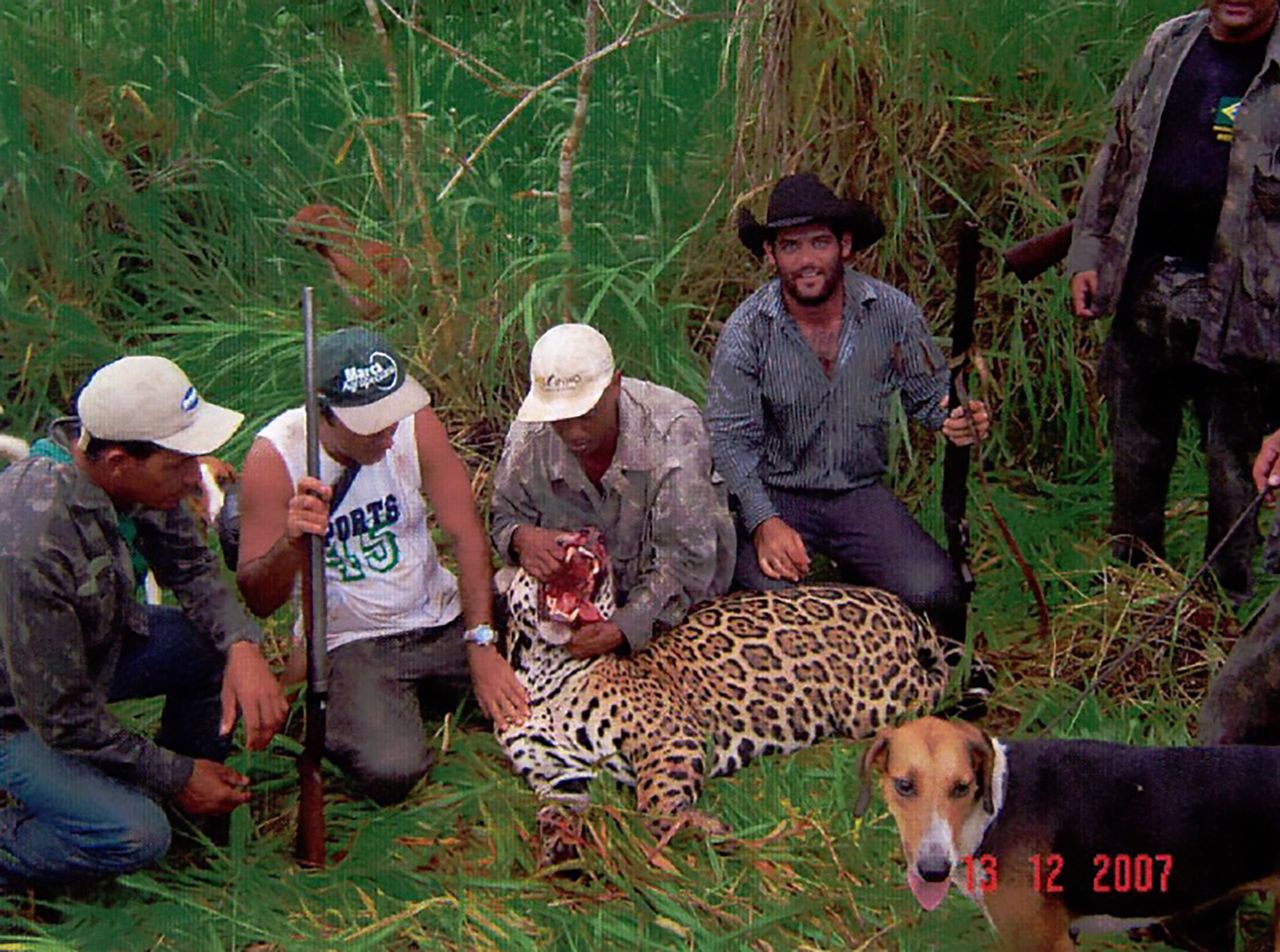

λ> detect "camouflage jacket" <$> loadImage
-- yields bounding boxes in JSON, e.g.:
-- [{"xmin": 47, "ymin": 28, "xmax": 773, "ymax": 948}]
[
  {"xmin": 491, "ymin": 378, "xmax": 735, "ymax": 652},
  {"xmin": 1066, "ymin": 10, "xmax": 1280, "ymax": 369},
  {"xmin": 0, "ymin": 423, "xmax": 262, "ymax": 799}
]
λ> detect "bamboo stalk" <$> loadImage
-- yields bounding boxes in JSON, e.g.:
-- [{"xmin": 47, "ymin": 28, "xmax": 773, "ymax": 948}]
[{"xmin": 363, "ymin": 0, "xmax": 444, "ymax": 289}]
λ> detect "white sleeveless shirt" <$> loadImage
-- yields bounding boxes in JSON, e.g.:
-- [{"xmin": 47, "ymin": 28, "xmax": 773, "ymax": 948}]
[{"xmin": 258, "ymin": 407, "xmax": 460, "ymax": 651}]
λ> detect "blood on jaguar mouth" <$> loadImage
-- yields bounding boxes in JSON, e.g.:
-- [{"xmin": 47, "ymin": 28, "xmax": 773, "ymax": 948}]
[{"xmin": 541, "ymin": 529, "xmax": 607, "ymax": 626}]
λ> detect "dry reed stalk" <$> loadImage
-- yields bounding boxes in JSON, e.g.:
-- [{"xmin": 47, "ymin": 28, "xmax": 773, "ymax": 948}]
[
  {"xmin": 359, "ymin": 129, "xmax": 395, "ymax": 222},
  {"xmin": 1005, "ymin": 564, "xmax": 1239, "ymax": 720},
  {"xmin": 375, "ymin": 3, "xmax": 524, "ymax": 97},
  {"xmin": 557, "ymin": 0, "xmax": 601, "ymax": 321},
  {"xmin": 363, "ymin": 0, "xmax": 445, "ymax": 289},
  {"xmin": 731, "ymin": 0, "xmax": 795, "ymax": 184}
]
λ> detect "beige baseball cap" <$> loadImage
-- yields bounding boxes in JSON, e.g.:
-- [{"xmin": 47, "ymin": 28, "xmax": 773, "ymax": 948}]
[
  {"xmin": 77, "ymin": 356, "xmax": 244, "ymax": 455},
  {"xmin": 517, "ymin": 324, "xmax": 615, "ymax": 423}
]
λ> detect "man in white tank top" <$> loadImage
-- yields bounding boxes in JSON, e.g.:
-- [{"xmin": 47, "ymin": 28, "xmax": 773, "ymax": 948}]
[{"xmin": 235, "ymin": 329, "xmax": 527, "ymax": 804}]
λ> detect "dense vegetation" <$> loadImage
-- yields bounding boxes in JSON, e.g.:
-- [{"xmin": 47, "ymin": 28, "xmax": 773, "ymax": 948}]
[{"xmin": 0, "ymin": 1, "xmax": 1257, "ymax": 948}]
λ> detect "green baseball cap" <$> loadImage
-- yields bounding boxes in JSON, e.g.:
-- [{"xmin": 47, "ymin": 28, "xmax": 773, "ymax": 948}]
[{"xmin": 317, "ymin": 328, "xmax": 431, "ymax": 435}]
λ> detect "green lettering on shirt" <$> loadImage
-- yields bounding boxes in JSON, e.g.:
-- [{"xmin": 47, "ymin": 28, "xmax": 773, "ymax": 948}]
[{"xmin": 325, "ymin": 526, "xmax": 401, "ymax": 581}]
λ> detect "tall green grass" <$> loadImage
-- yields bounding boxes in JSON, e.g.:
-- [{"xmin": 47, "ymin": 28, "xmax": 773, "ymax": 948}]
[
  {"xmin": 0, "ymin": 0, "xmax": 732, "ymax": 447},
  {"xmin": 0, "ymin": 1, "xmax": 1261, "ymax": 949},
  {"xmin": 725, "ymin": 0, "xmax": 1192, "ymax": 484},
  {"xmin": 0, "ymin": 0, "xmax": 1192, "ymax": 478}
]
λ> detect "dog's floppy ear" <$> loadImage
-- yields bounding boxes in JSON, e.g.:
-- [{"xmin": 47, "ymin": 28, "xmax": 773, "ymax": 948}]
[
  {"xmin": 966, "ymin": 730, "xmax": 997, "ymax": 814},
  {"xmin": 854, "ymin": 731, "xmax": 892, "ymax": 817}
]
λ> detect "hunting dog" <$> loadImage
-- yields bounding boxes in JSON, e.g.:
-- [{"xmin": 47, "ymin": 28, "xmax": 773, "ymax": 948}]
[{"xmin": 856, "ymin": 716, "xmax": 1280, "ymax": 951}]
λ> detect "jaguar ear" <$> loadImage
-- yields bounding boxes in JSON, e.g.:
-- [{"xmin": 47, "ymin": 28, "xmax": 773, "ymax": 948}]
[
  {"xmin": 493, "ymin": 566, "xmax": 519, "ymax": 598},
  {"xmin": 494, "ymin": 568, "xmax": 546, "ymax": 668}
]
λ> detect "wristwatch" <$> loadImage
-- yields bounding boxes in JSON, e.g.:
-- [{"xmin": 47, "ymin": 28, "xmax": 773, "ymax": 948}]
[{"xmin": 462, "ymin": 623, "xmax": 498, "ymax": 647}]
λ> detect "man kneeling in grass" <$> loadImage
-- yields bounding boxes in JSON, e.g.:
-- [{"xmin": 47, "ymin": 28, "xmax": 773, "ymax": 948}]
[
  {"xmin": 0, "ymin": 357, "xmax": 287, "ymax": 888},
  {"xmin": 235, "ymin": 328, "xmax": 528, "ymax": 805},
  {"xmin": 490, "ymin": 323, "xmax": 735, "ymax": 658}
]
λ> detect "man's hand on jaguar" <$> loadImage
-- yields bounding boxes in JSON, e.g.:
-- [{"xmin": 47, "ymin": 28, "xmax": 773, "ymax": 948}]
[
  {"xmin": 468, "ymin": 645, "xmax": 530, "ymax": 730},
  {"xmin": 512, "ymin": 525, "xmax": 574, "ymax": 582},
  {"xmin": 568, "ymin": 620, "xmax": 625, "ymax": 658}
]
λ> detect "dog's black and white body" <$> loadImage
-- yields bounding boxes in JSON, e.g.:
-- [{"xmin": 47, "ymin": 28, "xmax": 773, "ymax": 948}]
[{"xmin": 859, "ymin": 717, "xmax": 1280, "ymax": 951}]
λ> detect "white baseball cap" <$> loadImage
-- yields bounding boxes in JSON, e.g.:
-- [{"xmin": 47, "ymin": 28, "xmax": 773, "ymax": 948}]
[
  {"xmin": 517, "ymin": 324, "xmax": 615, "ymax": 423},
  {"xmin": 77, "ymin": 356, "xmax": 244, "ymax": 455}
]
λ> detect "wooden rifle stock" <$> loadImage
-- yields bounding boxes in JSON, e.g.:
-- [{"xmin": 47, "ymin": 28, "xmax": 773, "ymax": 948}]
[
  {"xmin": 1001, "ymin": 219, "xmax": 1074, "ymax": 284},
  {"xmin": 942, "ymin": 221, "xmax": 979, "ymax": 612},
  {"xmin": 296, "ymin": 286, "xmax": 329, "ymax": 869}
]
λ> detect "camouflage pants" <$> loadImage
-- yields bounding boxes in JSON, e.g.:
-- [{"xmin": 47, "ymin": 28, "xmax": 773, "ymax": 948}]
[
  {"xmin": 1200, "ymin": 591, "xmax": 1280, "ymax": 745},
  {"xmin": 1102, "ymin": 262, "xmax": 1279, "ymax": 599}
]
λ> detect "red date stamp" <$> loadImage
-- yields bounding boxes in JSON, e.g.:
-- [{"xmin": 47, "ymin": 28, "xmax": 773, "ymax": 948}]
[
  {"xmin": 962, "ymin": 853, "xmax": 999, "ymax": 892},
  {"xmin": 1091, "ymin": 853, "xmax": 1173, "ymax": 893},
  {"xmin": 961, "ymin": 853, "xmax": 1173, "ymax": 893}
]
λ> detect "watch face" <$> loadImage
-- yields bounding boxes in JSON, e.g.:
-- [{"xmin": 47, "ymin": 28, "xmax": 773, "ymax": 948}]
[{"xmin": 465, "ymin": 625, "xmax": 496, "ymax": 645}]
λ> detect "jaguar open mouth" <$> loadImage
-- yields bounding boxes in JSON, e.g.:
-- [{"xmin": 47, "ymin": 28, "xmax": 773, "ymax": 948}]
[{"xmin": 540, "ymin": 529, "xmax": 607, "ymax": 627}]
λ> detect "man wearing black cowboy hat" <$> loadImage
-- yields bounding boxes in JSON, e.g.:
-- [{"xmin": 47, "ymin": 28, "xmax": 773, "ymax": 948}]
[{"xmin": 707, "ymin": 173, "xmax": 990, "ymax": 685}]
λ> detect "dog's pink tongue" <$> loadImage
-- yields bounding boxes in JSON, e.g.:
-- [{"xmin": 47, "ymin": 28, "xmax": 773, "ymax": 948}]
[{"xmin": 907, "ymin": 867, "xmax": 951, "ymax": 911}]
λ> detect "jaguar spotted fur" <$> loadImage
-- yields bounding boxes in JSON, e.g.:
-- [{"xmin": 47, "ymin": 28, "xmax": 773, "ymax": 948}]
[{"xmin": 496, "ymin": 549, "xmax": 952, "ymax": 850}]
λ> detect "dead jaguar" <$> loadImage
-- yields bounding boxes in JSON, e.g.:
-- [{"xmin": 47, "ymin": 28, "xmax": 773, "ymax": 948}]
[{"xmin": 494, "ymin": 533, "xmax": 954, "ymax": 862}]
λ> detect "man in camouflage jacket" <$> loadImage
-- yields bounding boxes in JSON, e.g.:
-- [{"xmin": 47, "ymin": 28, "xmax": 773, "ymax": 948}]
[
  {"xmin": 0, "ymin": 357, "xmax": 285, "ymax": 887},
  {"xmin": 1205, "ymin": 425, "xmax": 1280, "ymax": 750},
  {"xmin": 491, "ymin": 324, "xmax": 735, "ymax": 657},
  {"xmin": 1067, "ymin": 0, "xmax": 1280, "ymax": 599}
]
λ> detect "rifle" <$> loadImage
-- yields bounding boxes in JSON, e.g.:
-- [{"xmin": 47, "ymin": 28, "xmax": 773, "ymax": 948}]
[
  {"xmin": 296, "ymin": 286, "xmax": 329, "ymax": 868},
  {"xmin": 947, "ymin": 222, "xmax": 1053, "ymax": 644},
  {"xmin": 1001, "ymin": 219, "xmax": 1074, "ymax": 284},
  {"xmin": 942, "ymin": 220, "xmax": 980, "ymax": 617}
]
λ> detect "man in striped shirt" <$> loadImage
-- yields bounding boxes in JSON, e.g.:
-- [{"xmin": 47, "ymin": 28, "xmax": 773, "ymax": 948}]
[{"xmin": 707, "ymin": 173, "xmax": 989, "ymax": 667}]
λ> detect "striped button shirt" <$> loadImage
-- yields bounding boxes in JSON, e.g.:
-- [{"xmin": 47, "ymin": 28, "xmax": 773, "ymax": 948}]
[{"xmin": 706, "ymin": 268, "xmax": 949, "ymax": 533}]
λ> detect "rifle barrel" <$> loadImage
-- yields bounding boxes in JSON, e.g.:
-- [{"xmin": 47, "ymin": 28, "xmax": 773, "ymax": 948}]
[
  {"xmin": 296, "ymin": 285, "xmax": 329, "ymax": 869},
  {"xmin": 1001, "ymin": 220, "xmax": 1074, "ymax": 284},
  {"xmin": 942, "ymin": 222, "xmax": 980, "ymax": 598}
]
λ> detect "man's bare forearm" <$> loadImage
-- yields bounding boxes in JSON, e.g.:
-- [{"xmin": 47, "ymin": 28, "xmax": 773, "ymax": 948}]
[{"xmin": 237, "ymin": 533, "xmax": 308, "ymax": 617}]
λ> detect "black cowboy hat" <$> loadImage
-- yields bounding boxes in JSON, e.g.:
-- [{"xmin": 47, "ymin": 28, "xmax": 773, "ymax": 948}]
[{"xmin": 737, "ymin": 173, "xmax": 885, "ymax": 258}]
